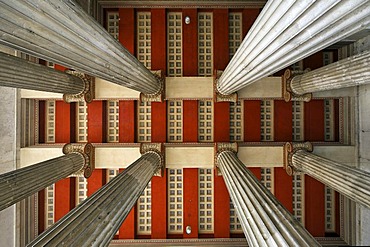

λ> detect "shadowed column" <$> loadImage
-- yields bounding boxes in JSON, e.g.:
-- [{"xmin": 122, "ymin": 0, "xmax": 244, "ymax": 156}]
[
  {"xmin": 27, "ymin": 151, "xmax": 162, "ymax": 247},
  {"xmin": 0, "ymin": 51, "xmax": 84, "ymax": 94},
  {"xmin": 0, "ymin": 0, "xmax": 161, "ymax": 94},
  {"xmin": 0, "ymin": 153, "xmax": 84, "ymax": 212}
]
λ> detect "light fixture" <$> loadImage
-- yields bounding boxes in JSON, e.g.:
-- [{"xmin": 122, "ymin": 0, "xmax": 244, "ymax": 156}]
[
  {"xmin": 185, "ymin": 225, "xmax": 192, "ymax": 234},
  {"xmin": 185, "ymin": 16, "xmax": 191, "ymax": 25}
]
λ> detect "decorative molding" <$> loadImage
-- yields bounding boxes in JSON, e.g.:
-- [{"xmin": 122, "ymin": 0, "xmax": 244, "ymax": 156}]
[
  {"xmin": 63, "ymin": 71, "xmax": 95, "ymax": 103},
  {"xmin": 140, "ymin": 70, "xmax": 165, "ymax": 102},
  {"xmin": 140, "ymin": 143, "xmax": 165, "ymax": 176},
  {"xmin": 34, "ymin": 99, "xmax": 39, "ymax": 145},
  {"xmin": 214, "ymin": 70, "xmax": 238, "ymax": 102},
  {"xmin": 214, "ymin": 142, "xmax": 238, "ymax": 175},
  {"xmin": 111, "ymin": 238, "xmax": 249, "ymax": 246},
  {"xmin": 97, "ymin": 0, "xmax": 266, "ymax": 9},
  {"xmin": 62, "ymin": 143, "xmax": 95, "ymax": 178},
  {"xmin": 283, "ymin": 142, "xmax": 313, "ymax": 176},
  {"xmin": 282, "ymin": 69, "xmax": 312, "ymax": 102},
  {"xmin": 33, "ymin": 193, "xmax": 38, "ymax": 239},
  {"xmin": 340, "ymin": 195, "xmax": 344, "ymax": 239},
  {"xmin": 110, "ymin": 237, "xmax": 346, "ymax": 245}
]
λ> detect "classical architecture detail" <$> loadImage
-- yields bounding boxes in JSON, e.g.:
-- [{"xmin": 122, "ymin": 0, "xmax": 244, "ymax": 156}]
[
  {"xmin": 140, "ymin": 70, "xmax": 165, "ymax": 102},
  {"xmin": 284, "ymin": 142, "xmax": 370, "ymax": 209},
  {"xmin": 216, "ymin": 0, "xmax": 370, "ymax": 95},
  {"xmin": 198, "ymin": 100, "xmax": 214, "ymax": 142},
  {"xmin": 167, "ymin": 168, "xmax": 183, "ymax": 234},
  {"xmin": 229, "ymin": 100, "xmax": 244, "ymax": 142},
  {"xmin": 0, "ymin": 51, "xmax": 85, "ymax": 95},
  {"xmin": 62, "ymin": 143, "xmax": 95, "ymax": 178},
  {"xmin": 289, "ymin": 51, "xmax": 370, "ymax": 95},
  {"xmin": 198, "ymin": 12, "xmax": 213, "ymax": 77},
  {"xmin": 214, "ymin": 142, "xmax": 238, "ymax": 175},
  {"xmin": 167, "ymin": 12, "xmax": 183, "ymax": 77},
  {"xmin": 283, "ymin": 142, "xmax": 313, "ymax": 176},
  {"xmin": 167, "ymin": 100, "xmax": 183, "ymax": 142},
  {"xmin": 214, "ymin": 70, "xmax": 237, "ymax": 102},
  {"xmin": 198, "ymin": 168, "xmax": 214, "ymax": 233},
  {"xmin": 27, "ymin": 151, "xmax": 162, "ymax": 246},
  {"xmin": 216, "ymin": 150, "xmax": 320, "ymax": 246},
  {"xmin": 2, "ymin": 0, "xmax": 369, "ymax": 245},
  {"xmin": 0, "ymin": 0, "xmax": 162, "ymax": 94},
  {"xmin": 283, "ymin": 69, "xmax": 312, "ymax": 102},
  {"xmin": 215, "ymin": 142, "xmax": 238, "ymax": 155},
  {"xmin": 140, "ymin": 142, "xmax": 165, "ymax": 176},
  {"xmin": 63, "ymin": 71, "xmax": 95, "ymax": 103},
  {"xmin": 96, "ymin": 0, "xmax": 266, "ymax": 11},
  {"xmin": 0, "ymin": 152, "xmax": 85, "ymax": 211}
]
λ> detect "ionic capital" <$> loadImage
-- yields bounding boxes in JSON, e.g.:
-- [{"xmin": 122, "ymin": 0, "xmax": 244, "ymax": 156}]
[
  {"xmin": 283, "ymin": 142, "xmax": 313, "ymax": 176},
  {"xmin": 63, "ymin": 143, "xmax": 95, "ymax": 178},
  {"xmin": 214, "ymin": 70, "xmax": 238, "ymax": 102},
  {"xmin": 63, "ymin": 71, "xmax": 95, "ymax": 103},
  {"xmin": 140, "ymin": 70, "xmax": 165, "ymax": 102},
  {"xmin": 140, "ymin": 143, "xmax": 165, "ymax": 176},
  {"xmin": 214, "ymin": 142, "xmax": 238, "ymax": 175},
  {"xmin": 282, "ymin": 69, "xmax": 312, "ymax": 102}
]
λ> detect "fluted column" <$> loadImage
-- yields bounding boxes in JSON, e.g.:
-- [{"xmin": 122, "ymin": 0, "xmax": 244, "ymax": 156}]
[
  {"xmin": 27, "ymin": 151, "xmax": 162, "ymax": 247},
  {"xmin": 217, "ymin": 0, "xmax": 370, "ymax": 95},
  {"xmin": 290, "ymin": 51, "xmax": 370, "ymax": 95},
  {"xmin": 217, "ymin": 151, "xmax": 319, "ymax": 247},
  {"xmin": 0, "ymin": 153, "xmax": 84, "ymax": 212},
  {"xmin": 286, "ymin": 145, "xmax": 370, "ymax": 209},
  {"xmin": 0, "ymin": 51, "xmax": 84, "ymax": 94},
  {"xmin": 0, "ymin": 0, "xmax": 161, "ymax": 95}
]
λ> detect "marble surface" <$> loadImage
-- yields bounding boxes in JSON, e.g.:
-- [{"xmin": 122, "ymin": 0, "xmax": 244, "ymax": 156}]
[
  {"xmin": 0, "ymin": 86, "xmax": 18, "ymax": 246},
  {"xmin": 358, "ymin": 82, "xmax": 370, "ymax": 245}
]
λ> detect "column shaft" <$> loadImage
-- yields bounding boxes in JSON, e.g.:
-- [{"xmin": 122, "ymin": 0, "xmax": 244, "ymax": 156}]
[
  {"xmin": 292, "ymin": 150, "xmax": 370, "ymax": 208},
  {"xmin": 0, "ymin": 153, "xmax": 84, "ymax": 211},
  {"xmin": 290, "ymin": 51, "xmax": 370, "ymax": 94},
  {"xmin": 0, "ymin": 51, "xmax": 85, "ymax": 94},
  {"xmin": 0, "ymin": 0, "xmax": 160, "ymax": 94},
  {"xmin": 27, "ymin": 152, "xmax": 161, "ymax": 247},
  {"xmin": 217, "ymin": 151, "xmax": 319, "ymax": 247},
  {"xmin": 217, "ymin": 0, "xmax": 370, "ymax": 95}
]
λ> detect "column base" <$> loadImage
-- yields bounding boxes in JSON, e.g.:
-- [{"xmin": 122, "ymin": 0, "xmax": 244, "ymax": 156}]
[
  {"xmin": 140, "ymin": 70, "xmax": 165, "ymax": 102},
  {"xmin": 140, "ymin": 143, "xmax": 165, "ymax": 177},
  {"xmin": 283, "ymin": 142, "xmax": 313, "ymax": 176},
  {"xmin": 214, "ymin": 70, "xmax": 238, "ymax": 102},
  {"xmin": 63, "ymin": 143, "xmax": 95, "ymax": 178},
  {"xmin": 283, "ymin": 69, "xmax": 312, "ymax": 102},
  {"xmin": 63, "ymin": 71, "xmax": 95, "ymax": 103},
  {"xmin": 214, "ymin": 142, "xmax": 238, "ymax": 176}
]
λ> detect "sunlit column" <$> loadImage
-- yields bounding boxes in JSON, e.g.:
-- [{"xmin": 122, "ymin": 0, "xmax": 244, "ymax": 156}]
[
  {"xmin": 285, "ymin": 142, "xmax": 370, "ymax": 209},
  {"xmin": 217, "ymin": 150, "xmax": 319, "ymax": 247},
  {"xmin": 217, "ymin": 0, "xmax": 370, "ymax": 95},
  {"xmin": 290, "ymin": 51, "xmax": 370, "ymax": 95}
]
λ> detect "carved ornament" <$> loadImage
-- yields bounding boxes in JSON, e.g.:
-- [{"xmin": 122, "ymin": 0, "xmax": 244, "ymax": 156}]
[
  {"xmin": 63, "ymin": 71, "xmax": 95, "ymax": 103},
  {"xmin": 214, "ymin": 142, "xmax": 238, "ymax": 176},
  {"xmin": 283, "ymin": 142, "xmax": 313, "ymax": 176},
  {"xmin": 140, "ymin": 143, "xmax": 165, "ymax": 177},
  {"xmin": 214, "ymin": 70, "xmax": 238, "ymax": 102},
  {"xmin": 140, "ymin": 70, "xmax": 165, "ymax": 102},
  {"xmin": 63, "ymin": 143, "xmax": 95, "ymax": 178},
  {"xmin": 282, "ymin": 69, "xmax": 312, "ymax": 102}
]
